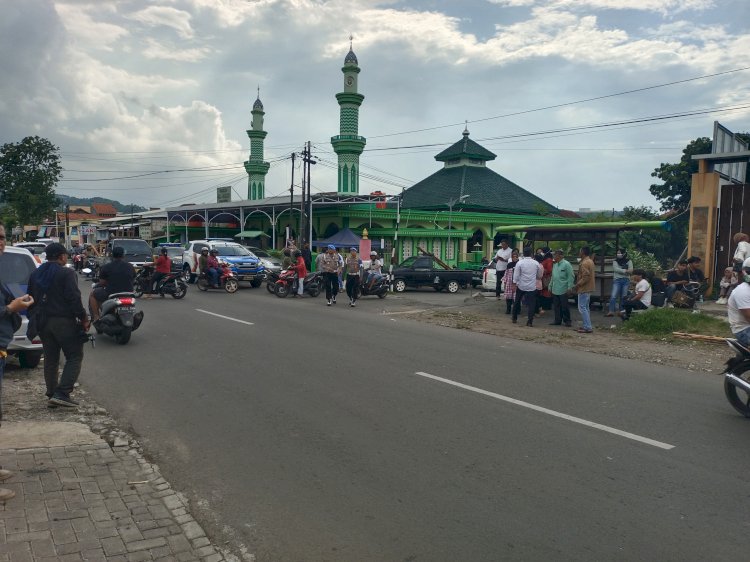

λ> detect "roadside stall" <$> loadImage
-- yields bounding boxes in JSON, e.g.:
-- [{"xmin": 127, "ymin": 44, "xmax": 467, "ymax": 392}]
[{"xmin": 495, "ymin": 221, "xmax": 671, "ymax": 307}]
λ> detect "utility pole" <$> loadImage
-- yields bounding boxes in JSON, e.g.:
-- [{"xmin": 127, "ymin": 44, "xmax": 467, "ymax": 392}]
[
  {"xmin": 130, "ymin": 204, "xmax": 134, "ymax": 238},
  {"xmin": 288, "ymin": 152, "xmax": 295, "ymax": 246},
  {"xmin": 300, "ymin": 146, "xmax": 307, "ymax": 244},
  {"xmin": 64, "ymin": 204, "xmax": 70, "ymax": 249},
  {"xmin": 389, "ymin": 191, "xmax": 402, "ymax": 291},
  {"xmin": 446, "ymin": 194, "xmax": 469, "ymax": 265},
  {"xmin": 301, "ymin": 141, "xmax": 316, "ymax": 245}
]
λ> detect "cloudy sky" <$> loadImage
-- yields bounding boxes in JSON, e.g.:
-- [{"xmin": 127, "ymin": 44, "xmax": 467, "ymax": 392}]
[{"xmin": 1, "ymin": 0, "xmax": 748, "ymax": 212}]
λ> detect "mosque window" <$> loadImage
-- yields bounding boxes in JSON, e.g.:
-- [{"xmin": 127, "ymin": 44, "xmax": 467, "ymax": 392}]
[
  {"xmin": 402, "ymin": 239, "xmax": 413, "ymax": 259},
  {"xmin": 432, "ymin": 239, "xmax": 441, "ymax": 259},
  {"xmin": 446, "ymin": 240, "xmax": 455, "ymax": 261}
]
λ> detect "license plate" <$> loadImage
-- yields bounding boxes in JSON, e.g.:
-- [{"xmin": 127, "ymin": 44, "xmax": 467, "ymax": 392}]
[{"xmin": 119, "ymin": 306, "xmax": 136, "ymax": 313}]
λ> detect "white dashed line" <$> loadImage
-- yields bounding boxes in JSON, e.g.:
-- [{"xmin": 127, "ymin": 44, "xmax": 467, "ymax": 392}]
[
  {"xmin": 414, "ymin": 371, "xmax": 675, "ymax": 450},
  {"xmin": 195, "ymin": 309, "xmax": 254, "ymax": 326}
]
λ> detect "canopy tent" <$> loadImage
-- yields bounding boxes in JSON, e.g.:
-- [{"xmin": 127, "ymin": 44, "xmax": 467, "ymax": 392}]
[
  {"xmin": 234, "ymin": 230, "xmax": 270, "ymax": 239},
  {"xmin": 313, "ymin": 228, "xmax": 381, "ymax": 249}
]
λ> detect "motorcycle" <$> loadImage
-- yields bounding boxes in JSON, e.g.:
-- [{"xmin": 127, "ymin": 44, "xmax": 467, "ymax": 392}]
[
  {"xmin": 92, "ymin": 291, "xmax": 144, "ymax": 345},
  {"xmin": 196, "ymin": 262, "xmax": 239, "ymax": 293},
  {"xmin": 133, "ymin": 266, "xmax": 188, "ymax": 299},
  {"xmin": 273, "ymin": 270, "xmax": 321, "ymax": 298},
  {"xmin": 355, "ymin": 271, "xmax": 389, "ymax": 299},
  {"xmin": 264, "ymin": 269, "xmax": 280, "ymax": 294},
  {"xmin": 723, "ymin": 339, "xmax": 750, "ymax": 416}
]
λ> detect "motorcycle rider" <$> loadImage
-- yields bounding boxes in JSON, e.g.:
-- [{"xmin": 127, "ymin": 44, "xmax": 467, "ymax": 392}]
[
  {"xmin": 727, "ymin": 257, "xmax": 750, "ymax": 347},
  {"xmin": 145, "ymin": 247, "xmax": 171, "ymax": 299},
  {"xmin": 207, "ymin": 249, "xmax": 221, "ymax": 288},
  {"xmin": 89, "ymin": 246, "xmax": 135, "ymax": 323},
  {"xmin": 366, "ymin": 250, "xmax": 383, "ymax": 292},
  {"xmin": 290, "ymin": 249, "xmax": 307, "ymax": 297}
]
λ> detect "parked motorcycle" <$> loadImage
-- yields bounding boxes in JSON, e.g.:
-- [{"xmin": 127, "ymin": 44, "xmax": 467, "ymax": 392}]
[
  {"xmin": 196, "ymin": 262, "xmax": 239, "ymax": 293},
  {"xmin": 355, "ymin": 272, "xmax": 389, "ymax": 299},
  {"xmin": 264, "ymin": 269, "xmax": 280, "ymax": 294},
  {"xmin": 723, "ymin": 338, "xmax": 750, "ymax": 416},
  {"xmin": 92, "ymin": 291, "xmax": 144, "ymax": 345},
  {"xmin": 273, "ymin": 270, "xmax": 321, "ymax": 298},
  {"xmin": 133, "ymin": 266, "xmax": 188, "ymax": 299}
]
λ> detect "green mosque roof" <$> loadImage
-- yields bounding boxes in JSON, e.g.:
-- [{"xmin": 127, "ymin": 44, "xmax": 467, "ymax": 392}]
[
  {"xmin": 434, "ymin": 132, "xmax": 497, "ymax": 162},
  {"xmin": 400, "ymin": 164, "xmax": 557, "ymax": 215}
]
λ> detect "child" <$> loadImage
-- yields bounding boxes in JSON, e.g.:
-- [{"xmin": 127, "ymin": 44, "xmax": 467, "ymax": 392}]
[{"xmin": 717, "ymin": 267, "xmax": 738, "ymax": 304}]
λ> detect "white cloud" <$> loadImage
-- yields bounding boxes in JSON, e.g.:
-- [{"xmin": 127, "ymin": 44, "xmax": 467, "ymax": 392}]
[
  {"xmin": 487, "ymin": 0, "xmax": 715, "ymax": 14},
  {"xmin": 142, "ymin": 38, "xmax": 213, "ymax": 61},
  {"xmin": 55, "ymin": 2, "xmax": 129, "ymax": 50},
  {"xmin": 128, "ymin": 6, "xmax": 195, "ymax": 39}
]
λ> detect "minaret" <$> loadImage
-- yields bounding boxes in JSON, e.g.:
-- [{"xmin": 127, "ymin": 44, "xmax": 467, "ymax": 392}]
[
  {"xmin": 331, "ymin": 37, "xmax": 366, "ymax": 194},
  {"xmin": 244, "ymin": 88, "xmax": 270, "ymax": 200}
]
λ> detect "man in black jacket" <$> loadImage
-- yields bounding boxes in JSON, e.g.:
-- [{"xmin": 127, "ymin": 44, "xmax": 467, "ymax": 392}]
[
  {"xmin": 28, "ymin": 243, "xmax": 90, "ymax": 408},
  {"xmin": 89, "ymin": 246, "xmax": 135, "ymax": 322}
]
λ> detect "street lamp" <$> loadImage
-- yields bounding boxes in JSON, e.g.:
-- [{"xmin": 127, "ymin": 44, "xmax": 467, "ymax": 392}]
[{"xmin": 446, "ymin": 194, "xmax": 469, "ymax": 263}]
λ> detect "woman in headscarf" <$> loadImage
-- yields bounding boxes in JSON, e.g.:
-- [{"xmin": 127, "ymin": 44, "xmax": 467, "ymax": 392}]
[
  {"xmin": 606, "ymin": 248, "xmax": 633, "ymax": 317},
  {"xmin": 502, "ymin": 249, "xmax": 519, "ymax": 314},
  {"xmin": 535, "ymin": 247, "xmax": 554, "ymax": 316}
]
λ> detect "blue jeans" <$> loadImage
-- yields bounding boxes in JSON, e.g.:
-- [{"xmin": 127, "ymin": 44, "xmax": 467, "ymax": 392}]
[
  {"xmin": 609, "ymin": 277, "xmax": 629, "ymax": 313},
  {"xmin": 735, "ymin": 326, "xmax": 750, "ymax": 347},
  {"xmin": 0, "ymin": 355, "xmax": 5, "ymax": 423},
  {"xmin": 208, "ymin": 268, "xmax": 219, "ymax": 286},
  {"xmin": 578, "ymin": 292, "xmax": 592, "ymax": 331}
]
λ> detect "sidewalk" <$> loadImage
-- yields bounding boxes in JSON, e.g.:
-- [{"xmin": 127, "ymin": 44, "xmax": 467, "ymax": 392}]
[{"xmin": 1, "ymin": 420, "xmax": 229, "ymax": 562}]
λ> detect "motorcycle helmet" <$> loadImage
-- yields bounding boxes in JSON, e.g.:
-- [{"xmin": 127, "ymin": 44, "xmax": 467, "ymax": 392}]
[
  {"xmin": 210, "ymin": 249, "xmax": 219, "ymax": 255},
  {"xmin": 160, "ymin": 247, "xmax": 168, "ymax": 255},
  {"xmin": 370, "ymin": 251, "xmax": 377, "ymax": 257},
  {"xmin": 201, "ymin": 247, "xmax": 209, "ymax": 254},
  {"xmin": 293, "ymin": 250, "xmax": 302, "ymax": 258}
]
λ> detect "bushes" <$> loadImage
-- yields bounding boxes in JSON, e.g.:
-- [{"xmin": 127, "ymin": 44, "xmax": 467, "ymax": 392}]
[{"xmin": 618, "ymin": 307, "xmax": 731, "ymax": 338}]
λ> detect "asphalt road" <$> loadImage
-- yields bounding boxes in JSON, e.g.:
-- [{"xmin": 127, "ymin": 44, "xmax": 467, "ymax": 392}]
[{"xmin": 80, "ymin": 281, "xmax": 749, "ymax": 561}]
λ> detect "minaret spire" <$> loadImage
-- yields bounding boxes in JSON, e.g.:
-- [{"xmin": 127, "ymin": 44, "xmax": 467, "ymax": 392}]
[
  {"xmin": 244, "ymin": 89, "xmax": 270, "ymax": 200},
  {"xmin": 331, "ymin": 39, "xmax": 366, "ymax": 194}
]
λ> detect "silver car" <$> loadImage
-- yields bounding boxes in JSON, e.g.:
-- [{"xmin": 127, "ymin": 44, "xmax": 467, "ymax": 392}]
[{"xmin": 0, "ymin": 246, "xmax": 43, "ymax": 368}]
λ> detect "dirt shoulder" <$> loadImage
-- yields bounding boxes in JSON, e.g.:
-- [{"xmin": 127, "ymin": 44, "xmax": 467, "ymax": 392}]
[{"xmin": 396, "ymin": 293, "xmax": 727, "ymax": 376}]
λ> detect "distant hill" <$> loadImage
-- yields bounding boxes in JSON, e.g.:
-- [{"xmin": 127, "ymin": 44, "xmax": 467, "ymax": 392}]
[{"xmin": 57, "ymin": 195, "xmax": 148, "ymax": 213}]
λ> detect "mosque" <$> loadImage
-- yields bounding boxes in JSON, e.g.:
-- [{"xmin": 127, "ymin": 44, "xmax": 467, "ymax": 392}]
[{"xmin": 167, "ymin": 44, "xmax": 569, "ymax": 265}]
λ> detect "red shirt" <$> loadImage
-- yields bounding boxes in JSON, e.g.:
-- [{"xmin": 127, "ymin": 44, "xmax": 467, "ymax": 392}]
[
  {"xmin": 155, "ymin": 255, "xmax": 172, "ymax": 274},
  {"xmin": 292, "ymin": 256, "xmax": 307, "ymax": 278}
]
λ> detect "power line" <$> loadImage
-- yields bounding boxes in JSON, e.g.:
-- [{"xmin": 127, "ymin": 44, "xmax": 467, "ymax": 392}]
[{"xmin": 366, "ymin": 66, "xmax": 750, "ymax": 140}]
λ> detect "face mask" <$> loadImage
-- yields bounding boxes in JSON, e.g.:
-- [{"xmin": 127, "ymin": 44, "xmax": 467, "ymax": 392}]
[{"xmin": 616, "ymin": 253, "xmax": 623, "ymax": 259}]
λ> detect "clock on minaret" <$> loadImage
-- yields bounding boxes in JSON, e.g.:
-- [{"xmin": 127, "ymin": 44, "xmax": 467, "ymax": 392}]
[{"xmin": 346, "ymin": 76, "xmax": 354, "ymax": 86}]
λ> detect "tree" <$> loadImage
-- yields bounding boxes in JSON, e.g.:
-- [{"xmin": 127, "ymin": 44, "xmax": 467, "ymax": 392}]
[
  {"xmin": 649, "ymin": 137, "xmax": 711, "ymax": 214},
  {"xmin": 0, "ymin": 136, "xmax": 62, "ymax": 227}
]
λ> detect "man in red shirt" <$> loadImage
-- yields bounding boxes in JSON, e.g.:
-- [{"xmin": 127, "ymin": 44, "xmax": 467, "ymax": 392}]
[
  {"xmin": 291, "ymin": 250, "xmax": 307, "ymax": 297},
  {"xmin": 147, "ymin": 247, "xmax": 172, "ymax": 298}
]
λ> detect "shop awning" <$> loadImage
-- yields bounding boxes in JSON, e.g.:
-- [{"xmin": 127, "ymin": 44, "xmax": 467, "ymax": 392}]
[{"xmin": 234, "ymin": 230, "xmax": 270, "ymax": 238}]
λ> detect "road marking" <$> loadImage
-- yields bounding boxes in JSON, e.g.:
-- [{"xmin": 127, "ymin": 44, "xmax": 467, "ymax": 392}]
[
  {"xmin": 414, "ymin": 371, "xmax": 675, "ymax": 450},
  {"xmin": 195, "ymin": 309, "xmax": 254, "ymax": 326}
]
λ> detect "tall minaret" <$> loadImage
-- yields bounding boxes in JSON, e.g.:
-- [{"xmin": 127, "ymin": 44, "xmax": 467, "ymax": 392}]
[
  {"xmin": 244, "ymin": 88, "xmax": 270, "ymax": 200},
  {"xmin": 331, "ymin": 37, "xmax": 366, "ymax": 194}
]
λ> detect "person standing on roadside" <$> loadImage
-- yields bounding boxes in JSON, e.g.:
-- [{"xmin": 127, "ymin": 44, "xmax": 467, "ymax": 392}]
[
  {"xmin": 28, "ymin": 243, "xmax": 89, "ymax": 408},
  {"xmin": 344, "ymin": 247, "xmax": 362, "ymax": 307},
  {"xmin": 574, "ymin": 246, "xmax": 595, "ymax": 333},
  {"xmin": 291, "ymin": 250, "xmax": 307, "ymax": 297},
  {"xmin": 320, "ymin": 245, "xmax": 342, "ymax": 306},
  {"xmin": 606, "ymin": 248, "xmax": 632, "ymax": 317},
  {"xmin": 512, "ymin": 247, "xmax": 542, "ymax": 327},
  {"xmin": 301, "ymin": 243, "xmax": 312, "ymax": 271},
  {"xmin": 492, "ymin": 239, "xmax": 512, "ymax": 299},
  {"xmin": 549, "ymin": 250, "xmax": 574, "ymax": 327},
  {"xmin": 502, "ymin": 249, "xmax": 519, "ymax": 314},
  {"xmin": 0, "ymin": 222, "xmax": 34, "ymax": 501}
]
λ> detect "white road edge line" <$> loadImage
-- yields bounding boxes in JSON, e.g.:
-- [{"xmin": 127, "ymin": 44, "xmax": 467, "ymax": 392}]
[
  {"xmin": 195, "ymin": 309, "xmax": 254, "ymax": 326},
  {"xmin": 414, "ymin": 371, "xmax": 675, "ymax": 450}
]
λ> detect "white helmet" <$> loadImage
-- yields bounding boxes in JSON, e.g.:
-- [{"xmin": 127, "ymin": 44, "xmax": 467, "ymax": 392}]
[{"xmin": 370, "ymin": 251, "xmax": 377, "ymax": 256}]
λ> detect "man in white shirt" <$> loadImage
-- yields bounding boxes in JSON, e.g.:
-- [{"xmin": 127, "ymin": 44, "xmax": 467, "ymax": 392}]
[
  {"xmin": 512, "ymin": 247, "xmax": 542, "ymax": 327},
  {"xmin": 728, "ymin": 258, "xmax": 750, "ymax": 346},
  {"xmin": 493, "ymin": 239, "xmax": 513, "ymax": 299},
  {"xmin": 621, "ymin": 269, "xmax": 651, "ymax": 319}
]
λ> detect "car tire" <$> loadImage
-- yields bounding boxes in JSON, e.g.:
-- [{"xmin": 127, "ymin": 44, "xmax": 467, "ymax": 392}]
[
  {"xmin": 446, "ymin": 280, "xmax": 460, "ymax": 293},
  {"xmin": 394, "ymin": 279, "xmax": 407, "ymax": 293},
  {"xmin": 18, "ymin": 351, "xmax": 42, "ymax": 369}
]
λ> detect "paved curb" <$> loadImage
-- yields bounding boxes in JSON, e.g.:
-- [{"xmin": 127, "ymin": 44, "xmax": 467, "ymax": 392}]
[{"xmin": 0, "ymin": 428, "xmax": 229, "ymax": 562}]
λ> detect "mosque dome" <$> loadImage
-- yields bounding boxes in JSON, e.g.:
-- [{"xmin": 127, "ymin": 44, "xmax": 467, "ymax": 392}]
[
  {"xmin": 253, "ymin": 97, "xmax": 264, "ymax": 110},
  {"xmin": 345, "ymin": 49, "xmax": 358, "ymax": 65}
]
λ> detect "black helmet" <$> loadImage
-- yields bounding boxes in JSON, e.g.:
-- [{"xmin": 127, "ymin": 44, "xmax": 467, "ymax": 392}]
[
  {"xmin": 293, "ymin": 250, "xmax": 301, "ymax": 258},
  {"xmin": 210, "ymin": 249, "xmax": 219, "ymax": 255},
  {"xmin": 160, "ymin": 247, "xmax": 168, "ymax": 254}
]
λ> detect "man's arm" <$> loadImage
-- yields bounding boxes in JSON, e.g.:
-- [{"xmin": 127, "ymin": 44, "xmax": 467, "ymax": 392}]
[
  {"xmin": 740, "ymin": 308, "xmax": 750, "ymax": 322},
  {"xmin": 62, "ymin": 269, "xmax": 88, "ymax": 322}
]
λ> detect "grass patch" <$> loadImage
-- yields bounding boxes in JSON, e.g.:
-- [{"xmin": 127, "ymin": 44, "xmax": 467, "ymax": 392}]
[{"xmin": 618, "ymin": 308, "xmax": 732, "ymax": 338}]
